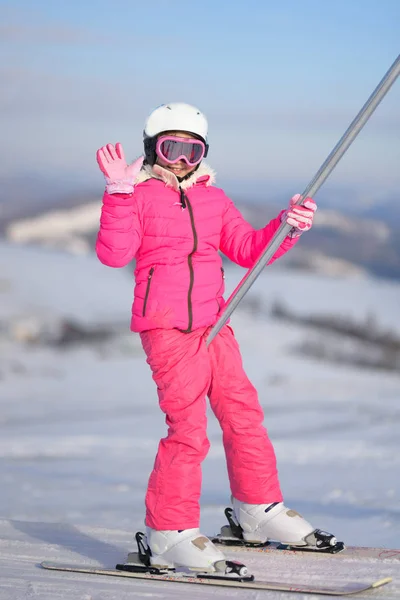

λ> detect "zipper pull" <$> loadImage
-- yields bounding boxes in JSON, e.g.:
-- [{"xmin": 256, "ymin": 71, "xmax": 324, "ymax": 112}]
[{"xmin": 179, "ymin": 188, "xmax": 186, "ymax": 209}]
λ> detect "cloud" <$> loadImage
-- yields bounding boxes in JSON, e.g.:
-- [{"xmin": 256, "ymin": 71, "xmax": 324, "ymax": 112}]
[
  {"xmin": 0, "ymin": 66, "xmax": 144, "ymax": 121},
  {"xmin": 205, "ymin": 105, "xmax": 400, "ymax": 138},
  {"xmin": 0, "ymin": 20, "xmax": 179, "ymax": 49},
  {"xmin": 1, "ymin": 63, "xmax": 398, "ymax": 139},
  {"xmin": 0, "ymin": 23, "xmax": 110, "ymax": 45}
]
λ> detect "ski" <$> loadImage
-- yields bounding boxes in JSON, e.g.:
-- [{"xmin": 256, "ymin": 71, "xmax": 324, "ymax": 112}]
[
  {"xmin": 212, "ymin": 507, "xmax": 400, "ymax": 559},
  {"xmin": 40, "ymin": 561, "xmax": 392, "ymax": 596},
  {"xmin": 211, "ymin": 537, "xmax": 400, "ymax": 560}
]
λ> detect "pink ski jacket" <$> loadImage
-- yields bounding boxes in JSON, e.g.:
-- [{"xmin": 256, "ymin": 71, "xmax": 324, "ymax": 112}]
[{"xmin": 96, "ymin": 162, "xmax": 299, "ymax": 332}]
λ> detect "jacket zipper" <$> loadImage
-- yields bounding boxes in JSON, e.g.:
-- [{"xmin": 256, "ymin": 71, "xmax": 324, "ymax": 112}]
[
  {"xmin": 216, "ymin": 267, "xmax": 225, "ymax": 312},
  {"xmin": 180, "ymin": 187, "xmax": 197, "ymax": 333},
  {"xmin": 142, "ymin": 266, "xmax": 155, "ymax": 317}
]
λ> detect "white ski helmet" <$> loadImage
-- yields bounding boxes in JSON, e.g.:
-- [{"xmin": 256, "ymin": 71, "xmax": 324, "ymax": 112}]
[{"xmin": 143, "ymin": 102, "xmax": 209, "ymax": 165}]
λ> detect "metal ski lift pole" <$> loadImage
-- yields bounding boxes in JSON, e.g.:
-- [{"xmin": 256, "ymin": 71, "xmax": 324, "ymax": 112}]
[{"xmin": 207, "ymin": 53, "xmax": 400, "ymax": 346}]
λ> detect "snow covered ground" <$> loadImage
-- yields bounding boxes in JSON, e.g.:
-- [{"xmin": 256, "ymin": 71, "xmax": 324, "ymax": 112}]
[{"xmin": 0, "ymin": 241, "xmax": 399, "ymax": 598}]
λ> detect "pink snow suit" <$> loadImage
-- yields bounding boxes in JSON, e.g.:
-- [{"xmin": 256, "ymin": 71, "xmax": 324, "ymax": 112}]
[{"xmin": 96, "ymin": 162, "xmax": 298, "ymax": 529}]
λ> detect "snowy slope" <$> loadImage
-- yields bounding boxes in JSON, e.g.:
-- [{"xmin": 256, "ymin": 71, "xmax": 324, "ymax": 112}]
[
  {"xmin": 1, "ymin": 520, "xmax": 399, "ymax": 600},
  {"xmin": 0, "ymin": 241, "xmax": 399, "ymax": 598}
]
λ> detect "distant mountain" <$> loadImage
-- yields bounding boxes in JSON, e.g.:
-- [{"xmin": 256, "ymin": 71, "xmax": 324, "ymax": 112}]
[
  {"xmin": 234, "ymin": 200, "xmax": 400, "ymax": 280},
  {"xmin": 362, "ymin": 197, "xmax": 400, "ymax": 227},
  {"xmin": 0, "ymin": 173, "xmax": 97, "ymax": 228},
  {"xmin": 1, "ymin": 176, "xmax": 399, "ymax": 280}
]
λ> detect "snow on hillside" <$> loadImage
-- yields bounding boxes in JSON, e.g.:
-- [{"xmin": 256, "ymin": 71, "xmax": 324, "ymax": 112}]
[
  {"xmin": 4, "ymin": 198, "xmax": 396, "ymax": 279},
  {"xmin": 223, "ymin": 264, "xmax": 400, "ymax": 333},
  {"xmin": 1, "ymin": 241, "xmax": 400, "ymax": 598},
  {"xmin": 4, "ymin": 201, "xmax": 390, "ymax": 246}
]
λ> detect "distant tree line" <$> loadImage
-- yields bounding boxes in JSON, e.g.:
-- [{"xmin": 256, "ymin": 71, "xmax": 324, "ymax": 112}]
[
  {"xmin": 242, "ymin": 296, "xmax": 400, "ymax": 374},
  {"xmin": 271, "ymin": 300, "xmax": 400, "ymax": 373}
]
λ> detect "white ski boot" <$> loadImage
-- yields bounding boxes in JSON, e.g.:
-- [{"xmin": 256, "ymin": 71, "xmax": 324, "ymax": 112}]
[
  {"xmin": 215, "ymin": 498, "xmax": 344, "ymax": 552},
  {"xmin": 122, "ymin": 529, "xmax": 253, "ymax": 580},
  {"xmin": 146, "ymin": 527, "xmax": 226, "ymax": 570},
  {"xmin": 232, "ymin": 499, "xmax": 315, "ymax": 545}
]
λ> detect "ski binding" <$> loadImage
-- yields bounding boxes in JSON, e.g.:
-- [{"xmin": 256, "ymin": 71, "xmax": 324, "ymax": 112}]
[
  {"xmin": 119, "ymin": 531, "xmax": 253, "ymax": 581},
  {"xmin": 212, "ymin": 507, "xmax": 345, "ymax": 553}
]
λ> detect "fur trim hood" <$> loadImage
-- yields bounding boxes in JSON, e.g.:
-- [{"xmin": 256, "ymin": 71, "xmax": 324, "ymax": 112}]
[{"xmin": 134, "ymin": 160, "xmax": 216, "ymax": 191}]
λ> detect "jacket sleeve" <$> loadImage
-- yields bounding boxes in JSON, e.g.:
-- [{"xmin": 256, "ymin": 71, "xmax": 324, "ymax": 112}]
[
  {"xmin": 95, "ymin": 191, "xmax": 143, "ymax": 268},
  {"xmin": 220, "ymin": 196, "xmax": 299, "ymax": 268}
]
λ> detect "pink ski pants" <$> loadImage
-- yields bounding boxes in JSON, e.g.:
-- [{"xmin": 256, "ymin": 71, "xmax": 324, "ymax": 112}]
[{"xmin": 140, "ymin": 325, "xmax": 283, "ymax": 530}]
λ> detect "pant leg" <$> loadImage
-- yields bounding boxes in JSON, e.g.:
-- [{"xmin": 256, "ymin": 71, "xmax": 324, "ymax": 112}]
[
  {"xmin": 140, "ymin": 327, "xmax": 212, "ymax": 530},
  {"xmin": 208, "ymin": 326, "xmax": 283, "ymax": 504}
]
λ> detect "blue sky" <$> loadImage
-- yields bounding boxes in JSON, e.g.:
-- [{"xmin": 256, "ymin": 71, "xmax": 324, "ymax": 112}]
[{"xmin": 1, "ymin": 0, "xmax": 399, "ymax": 200}]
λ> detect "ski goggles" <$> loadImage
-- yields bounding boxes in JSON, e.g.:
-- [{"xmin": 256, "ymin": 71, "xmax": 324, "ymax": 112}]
[{"xmin": 155, "ymin": 135, "xmax": 206, "ymax": 166}]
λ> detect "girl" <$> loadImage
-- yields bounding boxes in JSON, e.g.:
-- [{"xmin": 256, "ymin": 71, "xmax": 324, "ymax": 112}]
[{"xmin": 96, "ymin": 103, "xmax": 339, "ymax": 573}]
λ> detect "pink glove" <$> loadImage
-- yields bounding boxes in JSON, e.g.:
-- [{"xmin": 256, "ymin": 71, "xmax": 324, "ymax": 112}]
[
  {"xmin": 282, "ymin": 193, "xmax": 317, "ymax": 238},
  {"xmin": 96, "ymin": 143, "xmax": 144, "ymax": 194}
]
